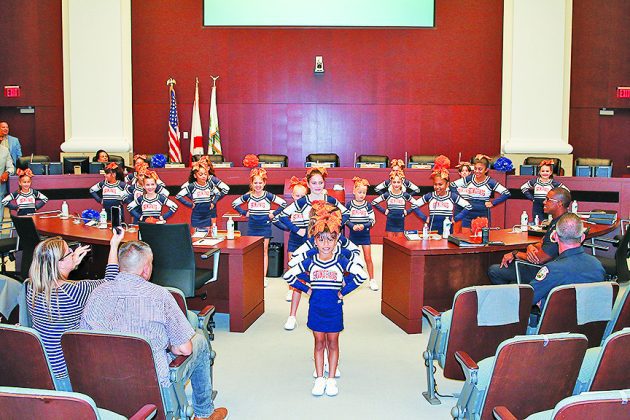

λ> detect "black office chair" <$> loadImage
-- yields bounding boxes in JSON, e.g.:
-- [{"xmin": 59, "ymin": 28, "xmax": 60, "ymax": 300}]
[
  {"xmin": 257, "ymin": 154, "xmax": 288, "ymax": 167},
  {"xmin": 575, "ymin": 157, "xmax": 613, "ymax": 177},
  {"xmin": 10, "ymin": 215, "xmax": 42, "ymax": 280},
  {"xmin": 409, "ymin": 155, "xmax": 438, "ymax": 165},
  {"xmin": 16, "ymin": 156, "xmax": 51, "ymax": 171},
  {"xmin": 107, "ymin": 155, "xmax": 125, "ymax": 168},
  {"xmin": 585, "ymin": 221, "xmax": 630, "ymax": 283},
  {"xmin": 356, "ymin": 155, "xmax": 389, "ymax": 166},
  {"xmin": 192, "ymin": 154, "xmax": 225, "ymax": 164},
  {"xmin": 0, "ymin": 221, "xmax": 18, "ymax": 275},
  {"xmin": 306, "ymin": 153, "xmax": 340, "ymax": 167},
  {"xmin": 523, "ymin": 157, "xmax": 563, "ymax": 175},
  {"xmin": 138, "ymin": 223, "xmax": 220, "ymax": 298}
]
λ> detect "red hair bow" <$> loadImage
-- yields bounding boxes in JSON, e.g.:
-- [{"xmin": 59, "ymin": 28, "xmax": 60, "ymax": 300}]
[
  {"xmin": 433, "ymin": 155, "xmax": 451, "ymax": 171},
  {"xmin": 306, "ymin": 167, "xmax": 328, "ymax": 178},
  {"xmin": 456, "ymin": 161, "xmax": 472, "ymax": 169},
  {"xmin": 430, "ymin": 168, "xmax": 450, "ymax": 181},
  {"xmin": 250, "ymin": 167, "xmax": 267, "ymax": 180},
  {"xmin": 16, "ymin": 168, "xmax": 34, "ymax": 178},
  {"xmin": 389, "ymin": 169, "xmax": 405, "ymax": 180},
  {"xmin": 352, "ymin": 176, "xmax": 369, "ymax": 188},
  {"xmin": 390, "ymin": 159, "xmax": 405, "ymax": 168},
  {"xmin": 143, "ymin": 170, "xmax": 159, "ymax": 181},
  {"xmin": 309, "ymin": 210, "xmax": 342, "ymax": 236},
  {"xmin": 133, "ymin": 154, "xmax": 147, "ymax": 162},
  {"xmin": 474, "ymin": 154, "xmax": 491, "ymax": 162},
  {"xmin": 134, "ymin": 161, "xmax": 149, "ymax": 173},
  {"xmin": 105, "ymin": 162, "xmax": 118, "ymax": 170},
  {"xmin": 289, "ymin": 176, "xmax": 307, "ymax": 191},
  {"xmin": 538, "ymin": 159, "xmax": 554, "ymax": 167}
]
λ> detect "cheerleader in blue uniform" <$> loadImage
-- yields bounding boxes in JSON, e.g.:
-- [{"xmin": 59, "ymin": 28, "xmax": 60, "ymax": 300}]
[
  {"xmin": 125, "ymin": 154, "xmax": 167, "ymax": 190},
  {"xmin": 520, "ymin": 160, "xmax": 567, "ymax": 221},
  {"xmin": 346, "ymin": 177, "xmax": 377, "ymax": 291},
  {"xmin": 176, "ymin": 162, "xmax": 220, "ymax": 228},
  {"xmin": 413, "ymin": 168, "xmax": 472, "ymax": 234},
  {"xmin": 231, "ymin": 168, "xmax": 287, "ymax": 285},
  {"xmin": 283, "ymin": 205, "xmax": 367, "ymax": 397},
  {"xmin": 450, "ymin": 154, "xmax": 510, "ymax": 230},
  {"xmin": 372, "ymin": 170, "xmax": 420, "ymax": 233},
  {"xmin": 189, "ymin": 156, "xmax": 230, "ymax": 224},
  {"xmin": 128, "ymin": 171, "xmax": 178, "ymax": 222},
  {"xmin": 89, "ymin": 162, "xmax": 126, "ymax": 221},
  {"xmin": 2, "ymin": 169, "xmax": 48, "ymax": 215},
  {"xmin": 373, "ymin": 159, "xmax": 421, "ymax": 195}
]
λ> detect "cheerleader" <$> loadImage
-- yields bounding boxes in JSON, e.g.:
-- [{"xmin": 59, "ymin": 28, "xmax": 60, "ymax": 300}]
[
  {"xmin": 413, "ymin": 168, "xmax": 472, "ymax": 234},
  {"xmin": 176, "ymin": 162, "xmax": 219, "ymax": 228},
  {"xmin": 125, "ymin": 154, "xmax": 167, "ymax": 189},
  {"xmin": 374, "ymin": 159, "xmax": 421, "ymax": 195},
  {"xmin": 283, "ymin": 205, "xmax": 367, "ymax": 397},
  {"xmin": 520, "ymin": 160, "xmax": 567, "ymax": 221},
  {"xmin": 231, "ymin": 168, "xmax": 287, "ymax": 285},
  {"xmin": 278, "ymin": 176, "xmax": 308, "ymax": 302},
  {"xmin": 2, "ymin": 169, "xmax": 48, "ymax": 215},
  {"xmin": 128, "ymin": 171, "xmax": 178, "ymax": 222},
  {"xmin": 346, "ymin": 177, "xmax": 377, "ymax": 291},
  {"xmin": 371, "ymin": 170, "xmax": 420, "ymax": 233},
  {"xmin": 188, "ymin": 157, "xmax": 230, "ymax": 224},
  {"xmin": 123, "ymin": 162, "xmax": 169, "ymax": 206},
  {"xmin": 450, "ymin": 154, "xmax": 510, "ymax": 229},
  {"xmin": 89, "ymin": 162, "xmax": 126, "ymax": 221}
]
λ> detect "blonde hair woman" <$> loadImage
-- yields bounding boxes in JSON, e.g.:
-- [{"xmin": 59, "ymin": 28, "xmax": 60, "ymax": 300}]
[{"xmin": 26, "ymin": 229, "xmax": 124, "ymax": 391}]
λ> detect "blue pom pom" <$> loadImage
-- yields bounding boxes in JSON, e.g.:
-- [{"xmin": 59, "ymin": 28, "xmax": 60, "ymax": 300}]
[
  {"xmin": 81, "ymin": 209, "xmax": 100, "ymax": 223},
  {"xmin": 493, "ymin": 156, "xmax": 513, "ymax": 172},
  {"xmin": 151, "ymin": 153, "xmax": 167, "ymax": 168}
]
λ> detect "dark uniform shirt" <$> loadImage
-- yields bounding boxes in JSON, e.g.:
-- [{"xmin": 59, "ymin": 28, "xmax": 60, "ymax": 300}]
[
  {"xmin": 540, "ymin": 216, "xmax": 560, "ymax": 258},
  {"xmin": 531, "ymin": 247, "xmax": 605, "ymax": 307}
]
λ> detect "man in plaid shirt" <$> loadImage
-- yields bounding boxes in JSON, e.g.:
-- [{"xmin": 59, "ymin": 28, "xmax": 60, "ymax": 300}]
[{"xmin": 81, "ymin": 241, "xmax": 227, "ymax": 420}]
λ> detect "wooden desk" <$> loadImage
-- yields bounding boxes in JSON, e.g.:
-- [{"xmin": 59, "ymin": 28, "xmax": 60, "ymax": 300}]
[
  {"xmin": 31, "ymin": 215, "xmax": 264, "ymax": 333},
  {"xmin": 382, "ymin": 224, "xmax": 617, "ymax": 334}
]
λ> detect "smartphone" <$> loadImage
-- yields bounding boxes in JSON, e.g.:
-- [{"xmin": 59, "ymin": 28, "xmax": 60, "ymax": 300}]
[{"xmin": 111, "ymin": 206, "xmax": 121, "ymax": 229}]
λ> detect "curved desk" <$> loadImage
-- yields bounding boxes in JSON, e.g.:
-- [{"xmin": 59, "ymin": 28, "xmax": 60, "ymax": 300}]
[
  {"xmin": 382, "ymin": 224, "xmax": 617, "ymax": 334},
  {"xmin": 31, "ymin": 215, "xmax": 264, "ymax": 333}
]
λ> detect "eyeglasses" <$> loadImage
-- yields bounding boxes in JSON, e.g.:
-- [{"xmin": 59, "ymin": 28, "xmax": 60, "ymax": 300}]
[{"xmin": 544, "ymin": 197, "xmax": 562, "ymax": 205}]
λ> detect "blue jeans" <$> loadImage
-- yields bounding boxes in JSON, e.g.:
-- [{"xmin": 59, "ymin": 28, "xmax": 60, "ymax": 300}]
[{"xmin": 189, "ymin": 333, "xmax": 214, "ymax": 417}]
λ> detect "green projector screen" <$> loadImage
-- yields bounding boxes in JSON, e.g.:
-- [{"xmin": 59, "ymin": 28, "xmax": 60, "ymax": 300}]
[{"xmin": 203, "ymin": 0, "xmax": 435, "ymax": 27}]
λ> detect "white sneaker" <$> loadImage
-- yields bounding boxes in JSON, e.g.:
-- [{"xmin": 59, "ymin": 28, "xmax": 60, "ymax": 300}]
[
  {"xmin": 369, "ymin": 279, "xmax": 379, "ymax": 291},
  {"xmin": 325, "ymin": 378, "xmax": 338, "ymax": 396},
  {"xmin": 285, "ymin": 290, "xmax": 293, "ymax": 302},
  {"xmin": 284, "ymin": 316, "xmax": 297, "ymax": 330},
  {"xmin": 312, "ymin": 377, "xmax": 326, "ymax": 396},
  {"xmin": 264, "ymin": 277, "xmax": 269, "ymax": 288}
]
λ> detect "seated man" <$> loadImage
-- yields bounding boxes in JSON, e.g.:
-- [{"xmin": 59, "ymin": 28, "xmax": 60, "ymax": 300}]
[
  {"xmin": 530, "ymin": 213, "xmax": 605, "ymax": 308},
  {"xmin": 80, "ymin": 241, "xmax": 227, "ymax": 420},
  {"xmin": 488, "ymin": 187, "xmax": 571, "ymax": 285}
]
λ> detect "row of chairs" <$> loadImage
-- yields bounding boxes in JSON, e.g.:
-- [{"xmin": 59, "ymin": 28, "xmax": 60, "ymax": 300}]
[
  {"xmin": 422, "ymin": 282, "xmax": 630, "ymax": 418},
  {"xmin": 1, "ymin": 286, "xmax": 215, "ymax": 419}
]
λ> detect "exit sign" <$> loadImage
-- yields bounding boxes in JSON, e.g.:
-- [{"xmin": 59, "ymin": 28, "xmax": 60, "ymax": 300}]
[
  {"xmin": 3, "ymin": 86, "xmax": 20, "ymax": 98},
  {"xmin": 617, "ymin": 87, "xmax": 630, "ymax": 99}
]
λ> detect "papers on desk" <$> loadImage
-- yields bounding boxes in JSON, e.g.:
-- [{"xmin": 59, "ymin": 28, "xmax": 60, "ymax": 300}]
[
  {"xmin": 193, "ymin": 238, "xmax": 224, "ymax": 246},
  {"xmin": 192, "ymin": 231, "xmax": 208, "ymax": 238}
]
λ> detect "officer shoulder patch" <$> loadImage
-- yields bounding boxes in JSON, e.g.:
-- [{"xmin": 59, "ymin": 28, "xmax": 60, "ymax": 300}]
[{"xmin": 535, "ymin": 266, "xmax": 549, "ymax": 281}]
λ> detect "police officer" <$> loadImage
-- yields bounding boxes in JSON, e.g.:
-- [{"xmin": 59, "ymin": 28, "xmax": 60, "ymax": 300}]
[
  {"xmin": 488, "ymin": 187, "xmax": 571, "ymax": 285},
  {"xmin": 530, "ymin": 213, "xmax": 605, "ymax": 308}
]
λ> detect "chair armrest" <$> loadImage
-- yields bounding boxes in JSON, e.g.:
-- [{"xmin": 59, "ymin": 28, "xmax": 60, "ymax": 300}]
[
  {"xmin": 169, "ymin": 354, "xmax": 192, "ymax": 383},
  {"xmin": 198, "ymin": 304, "xmax": 215, "ymax": 318},
  {"xmin": 197, "ymin": 304, "xmax": 215, "ymax": 332},
  {"xmin": 492, "ymin": 406, "xmax": 518, "ymax": 420},
  {"xmin": 169, "ymin": 355, "xmax": 190, "ymax": 369},
  {"xmin": 129, "ymin": 404, "xmax": 158, "ymax": 420},
  {"xmin": 455, "ymin": 350, "xmax": 479, "ymax": 384},
  {"xmin": 582, "ymin": 243, "xmax": 609, "ymax": 251},
  {"xmin": 592, "ymin": 237, "xmax": 619, "ymax": 245},
  {"xmin": 422, "ymin": 305, "xmax": 441, "ymax": 329},
  {"xmin": 201, "ymin": 248, "xmax": 220, "ymax": 260}
]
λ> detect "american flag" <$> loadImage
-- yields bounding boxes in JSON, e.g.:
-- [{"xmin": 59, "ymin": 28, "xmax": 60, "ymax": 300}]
[{"xmin": 168, "ymin": 81, "xmax": 182, "ymax": 163}]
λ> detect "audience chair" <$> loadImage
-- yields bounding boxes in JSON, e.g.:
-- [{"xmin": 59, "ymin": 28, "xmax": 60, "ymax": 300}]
[
  {"xmin": 167, "ymin": 286, "xmax": 216, "ymax": 342},
  {"xmin": 356, "ymin": 155, "xmax": 389, "ymax": 167},
  {"xmin": 192, "ymin": 154, "xmax": 224, "ymax": 164},
  {"xmin": 494, "ymin": 389, "xmax": 630, "ymax": 420},
  {"xmin": 523, "ymin": 157, "xmax": 563, "ymax": 175},
  {"xmin": 257, "ymin": 154, "xmax": 288, "ymax": 167},
  {"xmin": 16, "ymin": 155, "xmax": 51, "ymax": 170},
  {"xmin": 574, "ymin": 327, "xmax": 630, "ymax": 394},
  {"xmin": 62, "ymin": 330, "xmax": 193, "ymax": 420},
  {"xmin": 601, "ymin": 286, "xmax": 630, "ymax": 342},
  {"xmin": 451, "ymin": 333, "xmax": 588, "ymax": 420},
  {"xmin": 529, "ymin": 282, "xmax": 619, "ymax": 348},
  {"xmin": 0, "ymin": 386, "xmax": 157, "ymax": 420},
  {"xmin": 11, "ymin": 215, "xmax": 42, "ymax": 280},
  {"xmin": 108, "ymin": 154, "xmax": 125, "ymax": 168},
  {"xmin": 0, "ymin": 220, "xmax": 18, "ymax": 275},
  {"xmin": 138, "ymin": 223, "xmax": 220, "ymax": 299},
  {"xmin": 0, "ymin": 324, "xmax": 57, "ymax": 390},
  {"xmin": 422, "ymin": 284, "xmax": 533, "ymax": 405},
  {"xmin": 584, "ymin": 226, "xmax": 630, "ymax": 283},
  {"xmin": 305, "ymin": 153, "xmax": 340, "ymax": 167}
]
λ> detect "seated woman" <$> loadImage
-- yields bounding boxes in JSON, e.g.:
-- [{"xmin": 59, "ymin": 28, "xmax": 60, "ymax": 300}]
[
  {"xmin": 25, "ymin": 229, "xmax": 124, "ymax": 391},
  {"xmin": 93, "ymin": 150, "xmax": 109, "ymax": 163}
]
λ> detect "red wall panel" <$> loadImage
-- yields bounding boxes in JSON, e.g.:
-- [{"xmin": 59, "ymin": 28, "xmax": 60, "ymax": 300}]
[{"xmin": 131, "ymin": 0, "xmax": 504, "ymax": 166}]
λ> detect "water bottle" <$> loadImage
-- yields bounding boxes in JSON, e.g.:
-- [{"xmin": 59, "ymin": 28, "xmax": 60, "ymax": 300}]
[
  {"xmin": 61, "ymin": 201, "xmax": 69, "ymax": 218},
  {"xmin": 520, "ymin": 211, "xmax": 529, "ymax": 232},
  {"xmin": 534, "ymin": 215, "xmax": 540, "ymax": 226},
  {"xmin": 227, "ymin": 216, "xmax": 235, "ymax": 240},
  {"xmin": 211, "ymin": 224, "xmax": 218, "ymax": 238},
  {"xmin": 422, "ymin": 223, "xmax": 429, "ymax": 240},
  {"xmin": 442, "ymin": 218, "xmax": 452, "ymax": 239},
  {"xmin": 99, "ymin": 208, "xmax": 108, "ymax": 228},
  {"xmin": 571, "ymin": 200, "xmax": 578, "ymax": 213}
]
